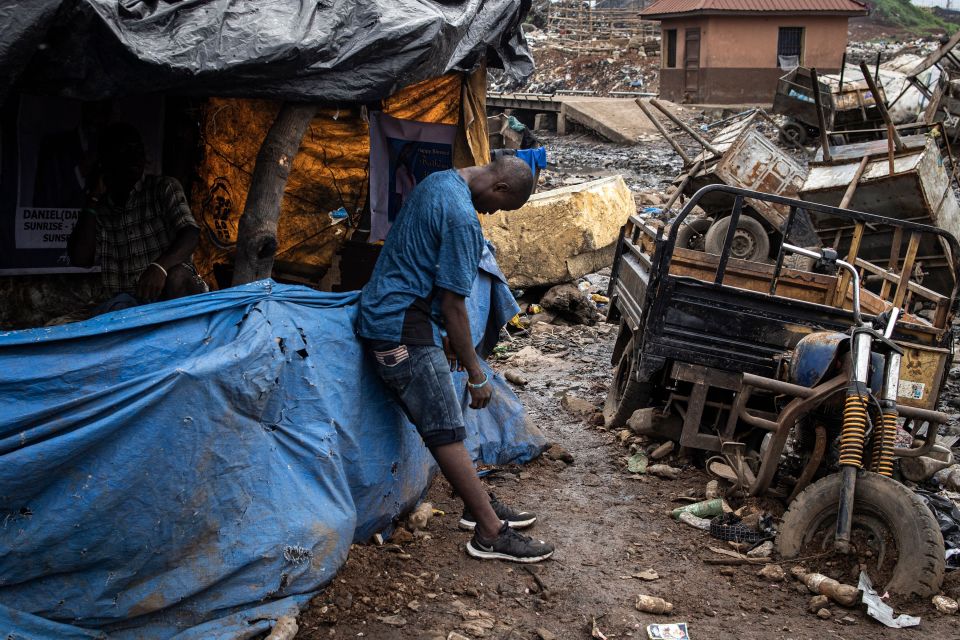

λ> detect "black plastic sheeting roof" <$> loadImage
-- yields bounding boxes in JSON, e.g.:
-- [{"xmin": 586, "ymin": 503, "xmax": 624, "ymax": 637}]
[{"xmin": 0, "ymin": 0, "xmax": 533, "ymax": 105}]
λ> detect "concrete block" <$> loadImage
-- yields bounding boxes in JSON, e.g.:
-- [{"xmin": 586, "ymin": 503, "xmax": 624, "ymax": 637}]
[{"xmin": 480, "ymin": 175, "xmax": 634, "ymax": 288}]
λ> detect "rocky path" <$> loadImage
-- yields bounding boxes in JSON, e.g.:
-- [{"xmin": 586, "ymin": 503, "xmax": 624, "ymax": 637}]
[{"xmin": 295, "ymin": 318, "xmax": 959, "ymax": 639}]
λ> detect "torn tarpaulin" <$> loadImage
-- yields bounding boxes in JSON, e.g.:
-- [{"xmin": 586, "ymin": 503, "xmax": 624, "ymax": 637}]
[
  {"xmin": 0, "ymin": 272, "xmax": 544, "ymax": 638},
  {"xmin": 0, "ymin": 0, "xmax": 533, "ymax": 104},
  {"xmin": 917, "ymin": 490, "xmax": 960, "ymax": 569}
]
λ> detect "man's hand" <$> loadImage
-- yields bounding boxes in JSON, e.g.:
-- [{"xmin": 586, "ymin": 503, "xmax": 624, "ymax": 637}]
[
  {"xmin": 442, "ymin": 335, "xmax": 464, "ymax": 372},
  {"xmin": 136, "ymin": 264, "xmax": 167, "ymax": 301},
  {"xmin": 467, "ymin": 371, "xmax": 492, "ymax": 409}
]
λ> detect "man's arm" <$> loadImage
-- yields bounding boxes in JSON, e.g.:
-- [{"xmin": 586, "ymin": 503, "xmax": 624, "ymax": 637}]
[
  {"xmin": 67, "ymin": 209, "xmax": 97, "ymax": 268},
  {"xmin": 440, "ymin": 289, "xmax": 491, "ymax": 410},
  {"xmin": 135, "ymin": 226, "xmax": 199, "ymax": 301}
]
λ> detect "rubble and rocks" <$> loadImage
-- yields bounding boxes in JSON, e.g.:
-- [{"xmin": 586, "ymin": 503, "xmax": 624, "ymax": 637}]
[
  {"xmin": 540, "ymin": 283, "xmax": 598, "ymax": 326},
  {"xmin": 560, "ymin": 393, "xmax": 596, "ymax": 417},
  {"xmin": 933, "ymin": 594, "xmax": 959, "ymax": 614},
  {"xmin": 759, "ymin": 564, "xmax": 786, "ymax": 582},
  {"xmin": 635, "ymin": 594, "xmax": 673, "ymax": 614},
  {"xmin": 406, "ymin": 502, "xmax": 434, "ymax": 532},
  {"xmin": 647, "ymin": 464, "xmax": 682, "ymax": 479},
  {"xmin": 808, "ymin": 595, "xmax": 831, "ymax": 613},
  {"xmin": 544, "ymin": 443, "xmax": 574, "ymax": 464}
]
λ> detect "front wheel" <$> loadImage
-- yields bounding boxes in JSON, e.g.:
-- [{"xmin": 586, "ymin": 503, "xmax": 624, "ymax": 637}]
[
  {"xmin": 603, "ymin": 336, "xmax": 650, "ymax": 428},
  {"xmin": 778, "ymin": 472, "xmax": 945, "ymax": 598}
]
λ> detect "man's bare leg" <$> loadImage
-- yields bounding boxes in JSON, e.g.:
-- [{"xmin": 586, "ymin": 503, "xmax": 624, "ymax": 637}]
[{"xmin": 430, "ymin": 441, "xmax": 501, "ymax": 540}]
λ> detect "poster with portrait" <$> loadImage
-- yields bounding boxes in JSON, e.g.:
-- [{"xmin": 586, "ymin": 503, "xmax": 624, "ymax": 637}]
[
  {"xmin": 0, "ymin": 95, "xmax": 164, "ymax": 274},
  {"xmin": 368, "ymin": 112, "xmax": 456, "ymax": 242}
]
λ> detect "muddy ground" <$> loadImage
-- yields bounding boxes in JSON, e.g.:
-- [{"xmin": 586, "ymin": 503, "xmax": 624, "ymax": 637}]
[
  {"xmin": 296, "ymin": 317, "xmax": 959, "ymax": 639},
  {"xmin": 295, "ymin": 135, "xmax": 960, "ymax": 639}
]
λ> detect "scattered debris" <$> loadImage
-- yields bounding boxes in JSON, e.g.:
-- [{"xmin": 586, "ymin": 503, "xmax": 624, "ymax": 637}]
[
  {"xmin": 759, "ymin": 564, "xmax": 786, "ymax": 582},
  {"xmin": 540, "ymin": 283, "xmax": 598, "ymax": 326},
  {"xmin": 933, "ymin": 594, "xmax": 959, "ymax": 615},
  {"xmin": 816, "ymin": 608, "xmax": 832, "ymax": 620},
  {"xmin": 590, "ymin": 616, "xmax": 608, "ymax": 640},
  {"xmin": 627, "ymin": 451, "xmax": 649, "ymax": 474},
  {"xmin": 671, "ymin": 498, "xmax": 724, "ymax": 520},
  {"xmin": 504, "ymin": 369, "xmax": 529, "ymax": 386},
  {"xmin": 859, "ymin": 571, "xmax": 921, "ymax": 628},
  {"xmin": 792, "ymin": 567, "xmax": 860, "ymax": 607},
  {"xmin": 746, "ymin": 541, "xmax": 774, "ymax": 559},
  {"xmin": 646, "ymin": 622, "xmax": 690, "ymax": 639},
  {"xmin": 406, "ymin": 502, "xmax": 434, "ymax": 532},
  {"xmin": 544, "ymin": 443, "xmax": 574, "ymax": 464},
  {"xmin": 634, "ymin": 569, "xmax": 660, "ymax": 581},
  {"xmin": 676, "ymin": 511, "xmax": 711, "ymax": 531},
  {"xmin": 560, "ymin": 393, "xmax": 596, "ymax": 417},
  {"xmin": 808, "ymin": 595, "xmax": 831, "ymax": 613},
  {"xmin": 647, "ymin": 464, "xmax": 681, "ymax": 479},
  {"xmin": 264, "ymin": 615, "xmax": 298, "ymax": 640},
  {"xmin": 704, "ymin": 480, "xmax": 721, "ymax": 500},
  {"xmin": 649, "ymin": 441, "xmax": 674, "ymax": 460},
  {"xmin": 635, "ymin": 594, "xmax": 674, "ymax": 614},
  {"xmin": 377, "ymin": 614, "xmax": 407, "ymax": 627}
]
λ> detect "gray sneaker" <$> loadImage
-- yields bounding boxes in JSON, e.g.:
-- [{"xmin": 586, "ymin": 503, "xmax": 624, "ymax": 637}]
[
  {"xmin": 466, "ymin": 523, "xmax": 554, "ymax": 563},
  {"xmin": 459, "ymin": 493, "xmax": 537, "ymax": 531}
]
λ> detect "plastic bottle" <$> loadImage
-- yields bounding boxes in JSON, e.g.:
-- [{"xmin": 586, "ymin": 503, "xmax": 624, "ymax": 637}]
[
  {"xmin": 791, "ymin": 567, "xmax": 859, "ymax": 607},
  {"xmin": 635, "ymin": 594, "xmax": 673, "ymax": 614},
  {"xmin": 670, "ymin": 498, "xmax": 724, "ymax": 520}
]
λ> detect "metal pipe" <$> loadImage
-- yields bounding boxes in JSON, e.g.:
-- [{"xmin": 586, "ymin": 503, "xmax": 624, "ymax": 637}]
[
  {"xmin": 741, "ymin": 372, "xmax": 816, "ymax": 398},
  {"xmin": 858, "ymin": 61, "xmax": 905, "ymax": 152},
  {"xmin": 883, "ymin": 307, "xmax": 901, "ymax": 338},
  {"xmin": 834, "ymin": 466, "xmax": 858, "ymax": 552}
]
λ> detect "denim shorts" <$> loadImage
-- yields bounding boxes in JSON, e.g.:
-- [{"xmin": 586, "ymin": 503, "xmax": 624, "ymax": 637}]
[{"xmin": 369, "ymin": 343, "xmax": 466, "ymax": 448}]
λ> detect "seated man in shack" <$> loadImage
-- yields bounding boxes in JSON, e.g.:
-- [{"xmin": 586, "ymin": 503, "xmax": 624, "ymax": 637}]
[{"xmin": 67, "ymin": 123, "xmax": 207, "ymax": 312}]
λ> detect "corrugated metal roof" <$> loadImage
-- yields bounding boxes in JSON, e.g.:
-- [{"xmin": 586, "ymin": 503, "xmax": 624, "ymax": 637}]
[{"xmin": 640, "ymin": 0, "xmax": 868, "ymax": 17}]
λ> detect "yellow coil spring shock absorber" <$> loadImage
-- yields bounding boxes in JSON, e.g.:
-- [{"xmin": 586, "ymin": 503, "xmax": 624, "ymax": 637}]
[
  {"xmin": 872, "ymin": 410, "xmax": 898, "ymax": 477},
  {"xmin": 839, "ymin": 392, "xmax": 868, "ymax": 468}
]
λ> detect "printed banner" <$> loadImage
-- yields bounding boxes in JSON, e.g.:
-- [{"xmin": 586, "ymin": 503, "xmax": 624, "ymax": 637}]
[
  {"xmin": 0, "ymin": 95, "xmax": 164, "ymax": 274},
  {"xmin": 368, "ymin": 112, "xmax": 456, "ymax": 242}
]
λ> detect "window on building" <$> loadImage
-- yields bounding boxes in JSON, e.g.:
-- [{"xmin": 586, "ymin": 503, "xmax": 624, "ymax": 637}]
[
  {"xmin": 777, "ymin": 27, "xmax": 804, "ymax": 69},
  {"xmin": 665, "ymin": 29, "xmax": 677, "ymax": 68}
]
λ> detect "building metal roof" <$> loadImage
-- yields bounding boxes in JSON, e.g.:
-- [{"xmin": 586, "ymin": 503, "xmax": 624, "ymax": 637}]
[{"xmin": 640, "ymin": 0, "xmax": 868, "ymax": 18}]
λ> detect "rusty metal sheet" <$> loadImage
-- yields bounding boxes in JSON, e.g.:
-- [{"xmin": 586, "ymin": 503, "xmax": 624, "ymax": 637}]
[{"xmin": 715, "ymin": 129, "xmax": 807, "ymax": 227}]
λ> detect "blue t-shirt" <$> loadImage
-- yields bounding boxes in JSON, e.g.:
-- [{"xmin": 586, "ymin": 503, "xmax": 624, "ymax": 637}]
[{"xmin": 357, "ymin": 170, "xmax": 483, "ymax": 346}]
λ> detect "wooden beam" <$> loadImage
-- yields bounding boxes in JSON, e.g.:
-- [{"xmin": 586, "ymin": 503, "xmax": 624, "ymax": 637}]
[
  {"xmin": 636, "ymin": 98, "xmax": 692, "ymax": 166},
  {"xmin": 859, "ymin": 61, "xmax": 905, "ymax": 152},
  {"xmin": 810, "ymin": 68, "xmax": 832, "ymax": 162},
  {"xmin": 880, "ymin": 226, "xmax": 904, "ymax": 300},
  {"xmin": 650, "ymin": 99, "xmax": 722, "ymax": 157},
  {"xmin": 833, "ymin": 221, "xmax": 865, "ymax": 307},
  {"xmin": 892, "ymin": 232, "xmax": 921, "ymax": 310}
]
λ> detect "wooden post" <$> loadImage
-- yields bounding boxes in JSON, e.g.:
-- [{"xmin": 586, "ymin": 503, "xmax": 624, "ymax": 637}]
[
  {"xmin": 636, "ymin": 98, "xmax": 692, "ymax": 165},
  {"xmin": 809, "ymin": 68, "xmax": 832, "ymax": 162},
  {"xmin": 650, "ymin": 99, "xmax": 722, "ymax": 157},
  {"xmin": 858, "ymin": 61, "xmax": 904, "ymax": 153},
  {"xmin": 880, "ymin": 227, "xmax": 904, "ymax": 301},
  {"xmin": 892, "ymin": 232, "xmax": 921, "ymax": 310},
  {"xmin": 232, "ymin": 102, "xmax": 317, "ymax": 286},
  {"xmin": 833, "ymin": 221, "xmax": 865, "ymax": 307}
]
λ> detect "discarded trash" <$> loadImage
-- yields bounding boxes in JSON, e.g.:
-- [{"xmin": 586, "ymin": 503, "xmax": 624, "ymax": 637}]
[
  {"xmin": 505, "ymin": 369, "xmax": 530, "ymax": 386},
  {"xmin": 647, "ymin": 464, "xmax": 681, "ymax": 479},
  {"xmin": 527, "ymin": 304, "xmax": 543, "ymax": 315},
  {"xmin": 646, "ymin": 623, "xmax": 689, "ymax": 639},
  {"xmin": 671, "ymin": 499, "xmax": 724, "ymax": 520},
  {"xmin": 759, "ymin": 563, "xmax": 786, "ymax": 582},
  {"xmin": 746, "ymin": 540, "xmax": 774, "ymax": 559},
  {"xmin": 859, "ymin": 571, "xmax": 921, "ymax": 628},
  {"xmin": 704, "ymin": 480, "xmax": 720, "ymax": 500},
  {"xmin": 265, "ymin": 615, "xmax": 298, "ymax": 640},
  {"xmin": 591, "ymin": 616, "xmax": 609, "ymax": 640},
  {"xmin": 709, "ymin": 512, "xmax": 768, "ymax": 544},
  {"xmin": 635, "ymin": 594, "xmax": 674, "ymax": 614},
  {"xmin": 591, "ymin": 293, "xmax": 610, "ymax": 304},
  {"xmin": 933, "ymin": 595, "xmax": 959, "ymax": 615},
  {"xmin": 545, "ymin": 444, "xmax": 575, "ymax": 464},
  {"xmin": 650, "ymin": 441, "xmax": 675, "ymax": 460},
  {"xmin": 328, "ymin": 206, "xmax": 349, "ymax": 220},
  {"xmin": 628, "ymin": 451, "xmax": 649, "ymax": 474},
  {"xmin": 677, "ymin": 511, "xmax": 711, "ymax": 531},
  {"xmin": 406, "ymin": 502, "xmax": 433, "ymax": 532},
  {"xmin": 792, "ymin": 567, "xmax": 860, "ymax": 607},
  {"xmin": 808, "ymin": 594, "xmax": 830, "ymax": 613},
  {"xmin": 916, "ymin": 490, "xmax": 960, "ymax": 569}
]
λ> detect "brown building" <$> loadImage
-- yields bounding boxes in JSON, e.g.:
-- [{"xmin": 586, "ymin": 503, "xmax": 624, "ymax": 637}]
[{"xmin": 640, "ymin": 0, "xmax": 868, "ymax": 104}]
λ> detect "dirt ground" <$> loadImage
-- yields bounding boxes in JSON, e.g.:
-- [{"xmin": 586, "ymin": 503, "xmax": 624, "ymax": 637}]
[{"xmin": 295, "ymin": 316, "xmax": 959, "ymax": 639}]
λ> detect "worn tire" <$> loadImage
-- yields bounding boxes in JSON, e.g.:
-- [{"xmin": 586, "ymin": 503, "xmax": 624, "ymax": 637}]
[
  {"xmin": 674, "ymin": 218, "xmax": 712, "ymax": 252},
  {"xmin": 603, "ymin": 336, "xmax": 650, "ymax": 428},
  {"xmin": 704, "ymin": 215, "xmax": 771, "ymax": 263},
  {"xmin": 778, "ymin": 472, "xmax": 945, "ymax": 598},
  {"xmin": 779, "ymin": 120, "xmax": 808, "ymax": 146}
]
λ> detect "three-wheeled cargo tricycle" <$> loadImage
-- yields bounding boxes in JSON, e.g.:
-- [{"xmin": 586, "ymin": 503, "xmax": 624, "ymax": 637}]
[{"xmin": 605, "ymin": 184, "xmax": 957, "ymax": 597}]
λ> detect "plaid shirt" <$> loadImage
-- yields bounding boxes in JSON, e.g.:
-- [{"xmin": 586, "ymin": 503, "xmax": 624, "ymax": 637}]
[{"xmin": 94, "ymin": 176, "xmax": 198, "ymax": 296}]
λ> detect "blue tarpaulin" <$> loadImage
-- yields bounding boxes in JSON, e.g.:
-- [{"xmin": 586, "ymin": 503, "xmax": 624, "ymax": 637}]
[{"xmin": 0, "ymin": 257, "xmax": 545, "ymax": 638}]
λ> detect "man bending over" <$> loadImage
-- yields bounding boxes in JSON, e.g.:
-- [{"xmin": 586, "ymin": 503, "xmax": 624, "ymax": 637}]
[{"xmin": 357, "ymin": 156, "xmax": 553, "ymax": 563}]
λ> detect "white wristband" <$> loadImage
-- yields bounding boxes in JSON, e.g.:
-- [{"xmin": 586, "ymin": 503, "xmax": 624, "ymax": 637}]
[{"xmin": 148, "ymin": 262, "xmax": 168, "ymax": 278}]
